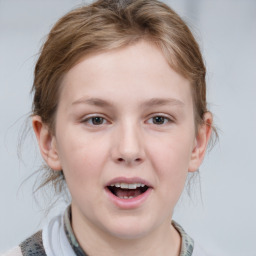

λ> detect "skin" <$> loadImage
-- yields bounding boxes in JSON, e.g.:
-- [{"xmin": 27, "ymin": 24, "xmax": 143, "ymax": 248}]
[{"xmin": 33, "ymin": 40, "xmax": 212, "ymax": 256}]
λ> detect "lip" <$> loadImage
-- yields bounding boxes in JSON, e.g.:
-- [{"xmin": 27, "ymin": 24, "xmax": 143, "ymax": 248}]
[{"xmin": 105, "ymin": 177, "xmax": 153, "ymax": 210}]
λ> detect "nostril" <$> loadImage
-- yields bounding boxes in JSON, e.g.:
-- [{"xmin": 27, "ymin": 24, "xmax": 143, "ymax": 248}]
[{"xmin": 116, "ymin": 157, "xmax": 141, "ymax": 163}]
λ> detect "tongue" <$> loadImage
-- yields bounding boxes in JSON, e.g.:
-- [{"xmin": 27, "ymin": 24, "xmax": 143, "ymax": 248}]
[{"xmin": 115, "ymin": 188, "xmax": 142, "ymax": 198}]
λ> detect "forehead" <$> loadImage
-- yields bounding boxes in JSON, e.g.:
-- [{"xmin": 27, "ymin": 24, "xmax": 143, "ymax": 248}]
[{"xmin": 59, "ymin": 40, "xmax": 192, "ymax": 108}]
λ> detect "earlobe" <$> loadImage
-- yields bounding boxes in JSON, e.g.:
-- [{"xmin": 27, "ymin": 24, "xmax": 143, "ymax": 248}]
[
  {"xmin": 188, "ymin": 112, "xmax": 212, "ymax": 172},
  {"xmin": 32, "ymin": 116, "xmax": 62, "ymax": 171}
]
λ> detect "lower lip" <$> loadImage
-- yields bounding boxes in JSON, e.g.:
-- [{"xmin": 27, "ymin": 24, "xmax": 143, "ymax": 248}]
[{"xmin": 105, "ymin": 187, "xmax": 153, "ymax": 210}]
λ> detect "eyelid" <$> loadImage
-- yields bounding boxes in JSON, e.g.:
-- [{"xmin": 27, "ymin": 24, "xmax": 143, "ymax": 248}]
[
  {"xmin": 80, "ymin": 113, "xmax": 174, "ymax": 125},
  {"xmin": 81, "ymin": 114, "xmax": 110, "ymax": 125},
  {"xmin": 145, "ymin": 113, "xmax": 174, "ymax": 124}
]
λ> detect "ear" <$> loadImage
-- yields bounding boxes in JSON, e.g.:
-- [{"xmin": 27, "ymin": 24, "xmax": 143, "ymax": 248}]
[
  {"xmin": 188, "ymin": 112, "xmax": 212, "ymax": 172},
  {"xmin": 32, "ymin": 115, "xmax": 62, "ymax": 171}
]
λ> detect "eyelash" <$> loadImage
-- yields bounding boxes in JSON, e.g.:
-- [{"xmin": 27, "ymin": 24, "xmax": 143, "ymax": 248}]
[
  {"xmin": 147, "ymin": 115, "xmax": 172, "ymax": 125},
  {"xmin": 81, "ymin": 114, "xmax": 173, "ymax": 126},
  {"xmin": 82, "ymin": 115, "xmax": 108, "ymax": 126}
]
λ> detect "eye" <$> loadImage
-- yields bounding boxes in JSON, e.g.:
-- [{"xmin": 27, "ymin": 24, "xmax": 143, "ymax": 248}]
[
  {"xmin": 83, "ymin": 116, "xmax": 107, "ymax": 125},
  {"xmin": 147, "ymin": 115, "xmax": 171, "ymax": 125}
]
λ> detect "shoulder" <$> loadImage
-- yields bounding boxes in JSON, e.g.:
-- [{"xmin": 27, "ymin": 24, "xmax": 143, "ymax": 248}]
[
  {"xmin": 1, "ymin": 246, "xmax": 22, "ymax": 256},
  {"xmin": 172, "ymin": 221, "xmax": 213, "ymax": 256},
  {"xmin": 19, "ymin": 230, "xmax": 46, "ymax": 256},
  {"xmin": 193, "ymin": 242, "xmax": 212, "ymax": 256},
  {"xmin": 1, "ymin": 230, "xmax": 46, "ymax": 256},
  {"xmin": 1, "ymin": 211, "xmax": 70, "ymax": 256}
]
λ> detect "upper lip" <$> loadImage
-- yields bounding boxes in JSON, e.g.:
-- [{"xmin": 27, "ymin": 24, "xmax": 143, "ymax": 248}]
[{"xmin": 105, "ymin": 177, "xmax": 153, "ymax": 188}]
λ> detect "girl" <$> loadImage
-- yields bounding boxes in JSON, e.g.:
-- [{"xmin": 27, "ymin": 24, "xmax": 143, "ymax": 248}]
[{"xmin": 3, "ymin": 0, "xmax": 214, "ymax": 255}]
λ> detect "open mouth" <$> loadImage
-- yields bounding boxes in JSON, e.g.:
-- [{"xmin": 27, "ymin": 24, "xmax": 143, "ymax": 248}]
[{"xmin": 107, "ymin": 183, "xmax": 149, "ymax": 199}]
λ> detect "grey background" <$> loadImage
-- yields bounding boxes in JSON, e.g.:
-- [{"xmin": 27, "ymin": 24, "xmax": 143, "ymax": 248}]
[{"xmin": 0, "ymin": 0, "xmax": 256, "ymax": 255}]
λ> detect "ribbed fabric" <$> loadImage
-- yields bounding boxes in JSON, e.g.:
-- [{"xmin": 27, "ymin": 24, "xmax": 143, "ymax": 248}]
[
  {"xmin": 172, "ymin": 221, "xmax": 194, "ymax": 256},
  {"xmin": 63, "ymin": 207, "xmax": 88, "ymax": 256},
  {"xmin": 20, "ymin": 231, "xmax": 46, "ymax": 256}
]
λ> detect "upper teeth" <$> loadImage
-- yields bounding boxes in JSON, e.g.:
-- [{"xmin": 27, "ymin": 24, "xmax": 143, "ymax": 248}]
[{"xmin": 110, "ymin": 183, "xmax": 145, "ymax": 189}]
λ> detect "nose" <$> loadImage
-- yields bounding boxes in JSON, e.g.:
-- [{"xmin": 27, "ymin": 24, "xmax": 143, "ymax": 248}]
[{"xmin": 111, "ymin": 121, "xmax": 145, "ymax": 166}]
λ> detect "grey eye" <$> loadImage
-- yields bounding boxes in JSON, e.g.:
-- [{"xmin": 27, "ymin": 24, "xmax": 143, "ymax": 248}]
[
  {"xmin": 152, "ymin": 116, "xmax": 167, "ymax": 125},
  {"xmin": 91, "ymin": 117, "xmax": 105, "ymax": 125}
]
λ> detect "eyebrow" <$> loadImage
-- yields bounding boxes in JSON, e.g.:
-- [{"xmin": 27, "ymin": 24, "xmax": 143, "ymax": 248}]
[
  {"xmin": 72, "ymin": 97, "xmax": 113, "ymax": 108},
  {"xmin": 141, "ymin": 98, "xmax": 185, "ymax": 108},
  {"xmin": 72, "ymin": 97, "xmax": 184, "ymax": 108}
]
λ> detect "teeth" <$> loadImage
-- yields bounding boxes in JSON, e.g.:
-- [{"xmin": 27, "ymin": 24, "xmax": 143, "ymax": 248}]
[
  {"xmin": 118, "ymin": 196, "xmax": 135, "ymax": 199},
  {"xmin": 121, "ymin": 183, "xmax": 129, "ymax": 189},
  {"xmin": 110, "ymin": 183, "xmax": 146, "ymax": 189},
  {"xmin": 128, "ymin": 184, "xmax": 137, "ymax": 189}
]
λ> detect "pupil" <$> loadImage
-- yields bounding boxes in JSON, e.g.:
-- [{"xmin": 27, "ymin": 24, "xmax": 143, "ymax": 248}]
[
  {"xmin": 92, "ymin": 117, "xmax": 103, "ymax": 125},
  {"xmin": 153, "ymin": 116, "xmax": 164, "ymax": 124}
]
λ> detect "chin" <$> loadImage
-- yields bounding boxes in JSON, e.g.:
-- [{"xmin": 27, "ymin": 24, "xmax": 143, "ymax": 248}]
[{"xmin": 103, "ymin": 216, "xmax": 155, "ymax": 240}]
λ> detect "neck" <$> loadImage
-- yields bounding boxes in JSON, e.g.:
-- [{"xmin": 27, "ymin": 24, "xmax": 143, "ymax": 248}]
[{"xmin": 71, "ymin": 206, "xmax": 181, "ymax": 256}]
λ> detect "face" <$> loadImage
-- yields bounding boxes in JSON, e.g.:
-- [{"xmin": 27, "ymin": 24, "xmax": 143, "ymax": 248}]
[{"xmin": 35, "ymin": 41, "xmax": 209, "ymax": 241}]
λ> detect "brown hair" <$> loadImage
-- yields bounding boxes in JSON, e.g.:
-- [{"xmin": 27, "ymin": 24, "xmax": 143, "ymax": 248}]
[{"xmin": 32, "ymin": 0, "xmax": 214, "ymax": 196}]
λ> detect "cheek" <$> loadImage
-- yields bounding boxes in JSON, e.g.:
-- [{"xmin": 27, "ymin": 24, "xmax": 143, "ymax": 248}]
[
  {"xmin": 56, "ymin": 134, "xmax": 110, "ymax": 209},
  {"xmin": 147, "ymin": 131, "xmax": 194, "ymax": 187},
  {"xmin": 56, "ymin": 129, "xmax": 109, "ymax": 188}
]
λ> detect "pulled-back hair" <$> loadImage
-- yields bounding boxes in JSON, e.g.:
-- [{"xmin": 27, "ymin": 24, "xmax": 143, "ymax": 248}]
[{"xmin": 32, "ymin": 0, "xmax": 213, "ymax": 197}]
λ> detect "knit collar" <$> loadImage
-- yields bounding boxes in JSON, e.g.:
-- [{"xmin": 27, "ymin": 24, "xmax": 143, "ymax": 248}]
[{"xmin": 64, "ymin": 206, "xmax": 194, "ymax": 256}]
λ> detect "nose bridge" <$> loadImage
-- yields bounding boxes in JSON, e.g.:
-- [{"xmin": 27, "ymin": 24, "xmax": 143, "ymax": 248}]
[{"xmin": 113, "ymin": 118, "xmax": 145, "ymax": 164}]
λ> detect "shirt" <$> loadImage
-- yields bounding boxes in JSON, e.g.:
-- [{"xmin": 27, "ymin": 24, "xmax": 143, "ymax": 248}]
[{"xmin": 1, "ymin": 206, "xmax": 208, "ymax": 256}]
